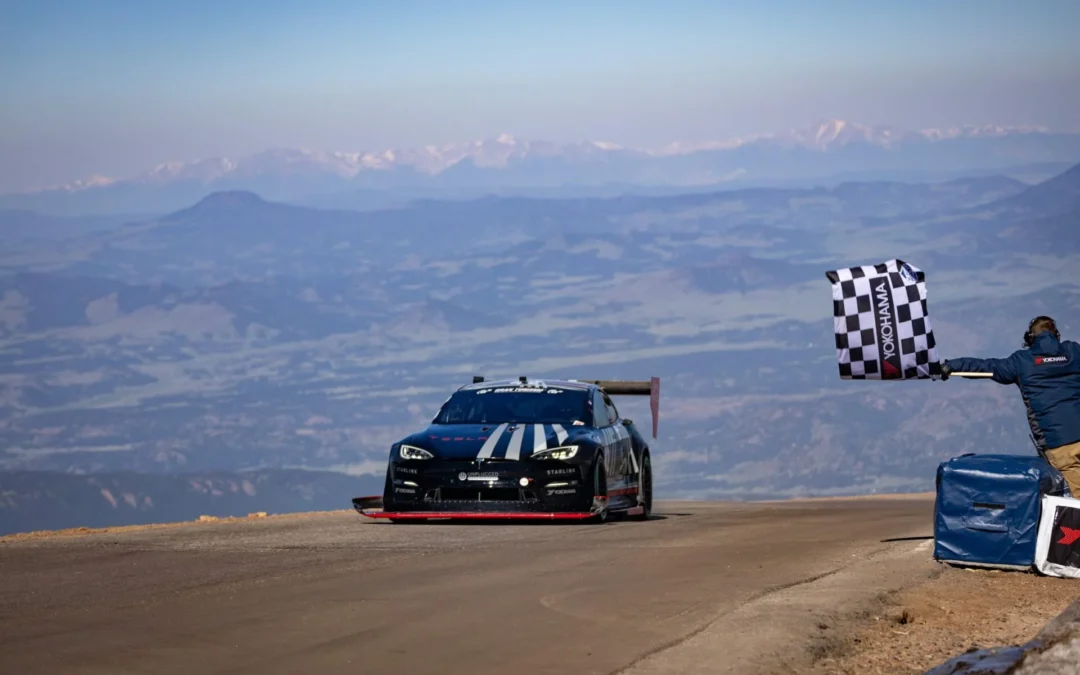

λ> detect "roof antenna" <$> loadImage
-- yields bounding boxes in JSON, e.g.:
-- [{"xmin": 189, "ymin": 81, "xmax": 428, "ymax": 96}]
[{"xmin": 473, "ymin": 376, "xmax": 484, "ymax": 383}]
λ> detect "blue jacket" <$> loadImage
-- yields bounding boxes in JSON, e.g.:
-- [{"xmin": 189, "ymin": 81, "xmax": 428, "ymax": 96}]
[{"xmin": 946, "ymin": 331, "xmax": 1080, "ymax": 452}]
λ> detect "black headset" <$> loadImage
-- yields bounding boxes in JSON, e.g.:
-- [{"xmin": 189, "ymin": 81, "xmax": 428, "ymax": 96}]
[{"xmin": 1023, "ymin": 315, "xmax": 1059, "ymax": 348}]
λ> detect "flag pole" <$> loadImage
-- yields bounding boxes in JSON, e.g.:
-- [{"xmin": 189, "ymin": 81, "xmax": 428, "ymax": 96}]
[{"xmin": 950, "ymin": 372, "xmax": 994, "ymax": 378}]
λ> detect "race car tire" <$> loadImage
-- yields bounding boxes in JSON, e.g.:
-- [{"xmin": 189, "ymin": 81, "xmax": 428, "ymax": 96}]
[
  {"xmin": 585, "ymin": 455, "xmax": 609, "ymax": 524},
  {"xmin": 630, "ymin": 450, "xmax": 652, "ymax": 521}
]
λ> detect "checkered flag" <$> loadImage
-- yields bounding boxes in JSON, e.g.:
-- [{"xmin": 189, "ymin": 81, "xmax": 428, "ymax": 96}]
[{"xmin": 824, "ymin": 259, "xmax": 941, "ymax": 380}]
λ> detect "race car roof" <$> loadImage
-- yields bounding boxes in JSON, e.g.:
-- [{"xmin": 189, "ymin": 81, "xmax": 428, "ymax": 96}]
[
  {"xmin": 461, "ymin": 376, "xmax": 661, "ymax": 437},
  {"xmin": 457, "ymin": 378, "xmax": 594, "ymax": 392}
]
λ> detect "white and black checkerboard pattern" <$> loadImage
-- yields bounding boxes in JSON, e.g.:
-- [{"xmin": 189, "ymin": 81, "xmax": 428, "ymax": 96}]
[{"xmin": 825, "ymin": 259, "xmax": 941, "ymax": 380}]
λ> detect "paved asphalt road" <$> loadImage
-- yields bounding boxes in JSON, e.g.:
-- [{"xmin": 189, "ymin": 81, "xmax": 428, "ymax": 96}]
[{"xmin": 0, "ymin": 498, "xmax": 935, "ymax": 675}]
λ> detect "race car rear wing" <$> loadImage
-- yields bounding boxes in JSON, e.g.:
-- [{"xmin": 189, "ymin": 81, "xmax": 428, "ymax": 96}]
[{"xmin": 580, "ymin": 377, "xmax": 661, "ymax": 439}]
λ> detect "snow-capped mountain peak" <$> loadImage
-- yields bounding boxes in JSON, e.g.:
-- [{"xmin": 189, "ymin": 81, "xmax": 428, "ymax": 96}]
[
  {"xmin": 590, "ymin": 140, "xmax": 622, "ymax": 150},
  {"xmin": 28, "ymin": 120, "xmax": 1067, "ymax": 195},
  {"xmin": 918, "ymin": 123, "xmax": 1051, "ymax": 141},
  {"xmin": 815, "ymin": 119, "xmax": 849, "ymax": 144}
]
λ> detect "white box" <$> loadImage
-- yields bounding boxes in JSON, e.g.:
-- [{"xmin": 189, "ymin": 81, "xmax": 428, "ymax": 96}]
[{"xmin": 1035, "ymin": 494, "xmax": 1080, "ymax": 579}]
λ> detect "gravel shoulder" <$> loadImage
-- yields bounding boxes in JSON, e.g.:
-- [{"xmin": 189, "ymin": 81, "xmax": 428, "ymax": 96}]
[{"xmin": 803, "ymin": 562, "xmax": 1080, "ymax": 674}]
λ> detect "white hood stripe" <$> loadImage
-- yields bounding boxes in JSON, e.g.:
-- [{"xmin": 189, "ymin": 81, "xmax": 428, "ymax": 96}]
[
  {"xmin": 504, "ymin": 424, "xmax": 526, "ymax": 460},
  {"xmin": 477, "ymin": 423, "xmax": 508, "ymax": 459},
  {"xmin": 531, "ymin": 424, "xmax": 548, "ymax": 457},
  {"xmin": 552, "ymin": 424, "xmax": 568, "ymax": 444}
]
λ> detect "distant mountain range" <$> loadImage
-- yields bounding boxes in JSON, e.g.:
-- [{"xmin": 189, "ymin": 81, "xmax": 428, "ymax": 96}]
[
  {"xmin": 0, "ymin": 156, "xmax": 1077, "ymax": 534},
  {"xmin": 4, "ymin": 120, "xmax": 1079, "ymax": 216}
]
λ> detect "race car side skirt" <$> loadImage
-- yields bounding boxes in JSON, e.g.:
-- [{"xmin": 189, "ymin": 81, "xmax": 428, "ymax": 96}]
[{"xmin": 351, "ymin": 495, "xmax": 609, "ymax": 520}]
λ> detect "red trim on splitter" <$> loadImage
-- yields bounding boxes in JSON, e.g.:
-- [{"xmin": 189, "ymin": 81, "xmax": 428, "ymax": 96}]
[{"xmin": 361, "ymin": 510, "xmax": 598, "ymax": 520}]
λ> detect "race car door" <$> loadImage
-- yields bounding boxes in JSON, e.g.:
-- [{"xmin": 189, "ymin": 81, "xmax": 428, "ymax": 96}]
[{"xmin": 592, "ymin": 387, "xmax": 634, "ymax": 502}]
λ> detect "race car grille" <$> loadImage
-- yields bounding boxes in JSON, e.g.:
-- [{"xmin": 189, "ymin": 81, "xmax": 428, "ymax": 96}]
[{"xmin": 437, "ymin": 487, "xmax": 527, "ymax": 502}]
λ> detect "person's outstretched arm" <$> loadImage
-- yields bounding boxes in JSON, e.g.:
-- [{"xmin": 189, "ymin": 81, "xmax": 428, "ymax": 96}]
[{"xmin": 945, "ymin": 351, "xmax": 1023, "ymax": 384}]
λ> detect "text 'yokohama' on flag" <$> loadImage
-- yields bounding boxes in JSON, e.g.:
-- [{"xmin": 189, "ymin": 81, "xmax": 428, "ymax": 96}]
[{"xmin": 825, "ymin": 259, "xmax": 941, "ymax": 380}]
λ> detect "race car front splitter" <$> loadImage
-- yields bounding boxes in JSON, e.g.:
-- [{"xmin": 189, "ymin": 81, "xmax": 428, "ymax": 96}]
[{"xmin": 351, "ymin": 495, "xmax": 614, "ymax": 520}]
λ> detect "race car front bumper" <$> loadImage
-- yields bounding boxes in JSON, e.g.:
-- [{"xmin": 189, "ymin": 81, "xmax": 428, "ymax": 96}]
[
  {"xmin": 355, "ymin": 457, "xmax": 608, "ymax": 519},
  {"xmin": 352, "ymin": 495, "xmax": 609, "ymax": 520}
]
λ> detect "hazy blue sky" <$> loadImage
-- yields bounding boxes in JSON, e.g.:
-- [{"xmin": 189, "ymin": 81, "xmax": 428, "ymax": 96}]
[{"xmin": 2, "ymin": 0, "xmax": 1079, "ymax": 191}]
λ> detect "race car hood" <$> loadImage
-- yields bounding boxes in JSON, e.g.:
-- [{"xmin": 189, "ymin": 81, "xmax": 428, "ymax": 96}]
[{"xmin": 400, "ymin": 422, "xmax": 590, "ymax": 460}]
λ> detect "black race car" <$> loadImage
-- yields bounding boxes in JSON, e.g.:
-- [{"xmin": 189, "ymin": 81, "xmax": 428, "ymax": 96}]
[{"xmin": 352, "ymin": 376, "xmax": 660, "ymax": 522}]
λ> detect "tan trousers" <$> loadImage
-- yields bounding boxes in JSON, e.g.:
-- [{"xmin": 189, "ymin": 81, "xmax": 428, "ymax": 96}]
[{"xmin": 1046, "ymin": 440, "xmax": 1080, "ymax": 498}]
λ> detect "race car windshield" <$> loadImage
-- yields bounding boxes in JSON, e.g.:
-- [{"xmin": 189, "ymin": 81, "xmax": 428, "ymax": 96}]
[{"xmin": 433, "ymin": 387, "xmax": 590, "ymax": 425}]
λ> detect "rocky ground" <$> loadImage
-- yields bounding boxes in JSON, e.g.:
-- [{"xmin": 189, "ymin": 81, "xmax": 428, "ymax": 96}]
[{"xmin": 806, "ymin": 562, "xmax": 1080, "ymax": 674}]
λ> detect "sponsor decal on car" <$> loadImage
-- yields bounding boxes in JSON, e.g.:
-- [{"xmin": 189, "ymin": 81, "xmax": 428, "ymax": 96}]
[
  {"xmin": 458, "ymin": 471, "xmax": 499, "ymax": 481},
  {"xmin": 476, "ymin": 386, "xmax": 565, "ymax": 395}
]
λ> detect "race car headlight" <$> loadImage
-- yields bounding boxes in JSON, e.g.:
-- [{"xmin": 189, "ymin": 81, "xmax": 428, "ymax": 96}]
[
  {"xmin": 398, "ymin": 444, "xmax": 434, "ymax": 460},
  {"xmin": 530, "ymin": 445, "xmax": 579, "ymax": 461}
]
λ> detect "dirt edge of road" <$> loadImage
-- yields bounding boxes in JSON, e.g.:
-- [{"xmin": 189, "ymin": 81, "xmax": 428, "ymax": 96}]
[
  {"xmin": 802, "ymin": 562, "xmax": 1080, "ymax": 674},
  {"xmin": 0, "ymin": 492, "xmax": 936, "ymax": 543},
  {"xmin": 616, "ymin": 536, "xmax": 942, "ymax": 674},
  {"xmin": 0, "ymin": 509, "xmax": 356, "ymax": 543},
  {"xmin": 618, "ymin": 536, "xmax": 1079, "ymax": 675}
]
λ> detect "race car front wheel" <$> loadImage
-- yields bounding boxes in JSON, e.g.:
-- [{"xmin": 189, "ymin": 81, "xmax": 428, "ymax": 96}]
[
  {"xmin": 631, "ymin": 451, "xmax": 652, "ymax": 521},
  {"xmin": 586, "ymin": 456, "xmax": 609, "ymax": 524}
]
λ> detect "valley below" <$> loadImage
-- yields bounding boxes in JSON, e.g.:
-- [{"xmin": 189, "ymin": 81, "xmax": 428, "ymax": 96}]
[{"xmin": 1, "ymin": 147, "xmax": 1078, "ymax": 535}]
